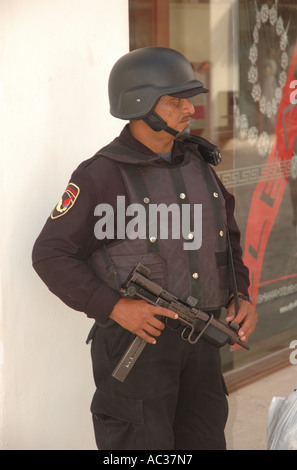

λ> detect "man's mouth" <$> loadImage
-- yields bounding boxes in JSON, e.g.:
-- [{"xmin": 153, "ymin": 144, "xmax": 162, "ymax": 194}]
[{"xmin": 180, "ymin": 115, "xmax": 193, "ymax": 125}]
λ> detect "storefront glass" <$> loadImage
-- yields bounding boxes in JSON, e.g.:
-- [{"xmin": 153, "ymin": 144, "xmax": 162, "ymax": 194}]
[{"xmin": 129, "ymin": 0, "xmax": 297, "ymax": 373}]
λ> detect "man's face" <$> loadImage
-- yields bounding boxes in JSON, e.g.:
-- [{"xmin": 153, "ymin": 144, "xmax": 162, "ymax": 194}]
[{"xmin": 154, "ymin": 95, "xmax": 195, "ymax": 133}]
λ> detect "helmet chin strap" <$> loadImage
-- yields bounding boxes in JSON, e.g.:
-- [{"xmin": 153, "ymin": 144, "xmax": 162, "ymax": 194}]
[
  {"xmin": 143, "ymin": 111, "xmax": 190, "ymax": 139},
  {"xmin": 143, "ymin": 111, "xmax": 222, "ymax": 167}
]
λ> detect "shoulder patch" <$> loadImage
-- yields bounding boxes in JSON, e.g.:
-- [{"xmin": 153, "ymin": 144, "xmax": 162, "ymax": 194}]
[{"xmin": 51, "ymin": 183, "xmax": 80, "ymax": 219}]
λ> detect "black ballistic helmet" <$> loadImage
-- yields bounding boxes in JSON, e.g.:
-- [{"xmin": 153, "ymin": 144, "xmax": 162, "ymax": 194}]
[{"xmin": 108, "ymin": 47, "xmax": 208, "ymax": 120}]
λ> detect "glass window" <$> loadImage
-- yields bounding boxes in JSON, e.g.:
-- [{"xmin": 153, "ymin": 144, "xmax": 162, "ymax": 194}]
[
  {"xmin": 129, "ymin": 0, "xmax": 297, "ymax": 374},
  {"xmin": 229, "ymin": 0, "xmax": 297, "ymax": 372}
]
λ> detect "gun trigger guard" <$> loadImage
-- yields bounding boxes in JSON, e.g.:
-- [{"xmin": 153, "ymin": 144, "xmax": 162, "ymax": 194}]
[
  {"xmin": 182, "ymin": 313, "xmax": 214, "ymax": 345},
  {"xmin": 181, "ymin": 326, "xmax": 191, "ymax": 342},
  {"xmin": 183, "ymin": 326, "xmax": 199, "ymax": 345}
]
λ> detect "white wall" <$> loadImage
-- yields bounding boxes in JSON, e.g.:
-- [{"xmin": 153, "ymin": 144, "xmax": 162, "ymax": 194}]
[{"xmin": 0, "ymin": 0, "xmax": 129, "ymax": 450}]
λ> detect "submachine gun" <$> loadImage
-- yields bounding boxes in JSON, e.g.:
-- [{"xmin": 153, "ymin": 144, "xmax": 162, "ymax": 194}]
[{"xmin": 112, "ymin": 263, "xmax": 249, "ymax": 382}]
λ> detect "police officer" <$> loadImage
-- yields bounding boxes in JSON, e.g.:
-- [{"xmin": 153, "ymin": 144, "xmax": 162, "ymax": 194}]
[{"xmin": 32, "ymin": 47, "xmax": 257, "ymax": 450}]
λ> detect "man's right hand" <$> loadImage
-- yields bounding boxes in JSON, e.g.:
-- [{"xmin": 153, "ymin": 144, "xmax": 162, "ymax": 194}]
[{"xmin": 109, "ymin": 297, "xmax": 178, "ymax": 344}]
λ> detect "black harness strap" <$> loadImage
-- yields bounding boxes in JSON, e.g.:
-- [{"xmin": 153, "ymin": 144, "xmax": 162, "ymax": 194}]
[{"xmin": 120, "ymin": 164, "xmax": 161, "ymax": 253}]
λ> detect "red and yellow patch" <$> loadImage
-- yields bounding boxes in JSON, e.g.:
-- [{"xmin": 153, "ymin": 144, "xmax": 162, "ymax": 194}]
[{"xmin": 51, "ymin": 183, "xmax": 80, "ymax": 219}]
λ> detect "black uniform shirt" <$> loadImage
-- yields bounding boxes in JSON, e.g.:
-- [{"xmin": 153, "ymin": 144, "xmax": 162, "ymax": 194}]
[{"xmin": 32, "ymin": 125, "xmax": 250, "ymax": 324}]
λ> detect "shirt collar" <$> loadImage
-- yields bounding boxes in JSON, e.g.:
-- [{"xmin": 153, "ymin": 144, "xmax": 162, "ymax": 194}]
[{"xmin": 117, "ymin": 124, "xmax": 185, "ymax": 165}]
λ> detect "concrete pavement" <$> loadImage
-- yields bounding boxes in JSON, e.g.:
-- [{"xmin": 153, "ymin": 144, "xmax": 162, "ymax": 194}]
[{"xmin": 225, "ymin": 363, "xmax": 297, "ymax": 450}]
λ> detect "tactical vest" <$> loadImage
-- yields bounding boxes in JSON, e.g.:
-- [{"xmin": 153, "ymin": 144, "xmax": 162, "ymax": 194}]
[{"xmin": 90, "ymin": 141, "xmax": 229, "ymax": 311}]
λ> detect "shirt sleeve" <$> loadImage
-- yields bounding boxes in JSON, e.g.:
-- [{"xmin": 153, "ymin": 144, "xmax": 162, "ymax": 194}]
[{"xmin": 32, "ymin": 164, "xmax": 121, "ymax": 324}]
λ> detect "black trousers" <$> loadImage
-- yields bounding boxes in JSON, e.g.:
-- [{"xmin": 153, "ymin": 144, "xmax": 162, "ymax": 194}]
[{"xmin": 89, "ymin": 321, "xmax": 229, "ymax": 450}]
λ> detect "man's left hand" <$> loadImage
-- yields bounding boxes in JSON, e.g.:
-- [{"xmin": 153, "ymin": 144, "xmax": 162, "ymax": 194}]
[{"xmin": 225, "ymin": 295, "xmax": 257, "ymax": 343}]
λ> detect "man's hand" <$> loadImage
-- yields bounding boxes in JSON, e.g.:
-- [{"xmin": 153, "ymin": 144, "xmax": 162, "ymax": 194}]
[
  {"xmin": 225, "ymin": 294, "xmax": 257, "ymax": 343},
  {"xmin": 109, "ymin": 297, "xmax": 178, "ymax": 344}
]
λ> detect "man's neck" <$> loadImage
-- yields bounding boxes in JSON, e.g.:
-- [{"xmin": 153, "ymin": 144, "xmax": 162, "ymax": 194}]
[{"xmin": 129, "ymin": 120, "xmax": 174, "ymax": 154}]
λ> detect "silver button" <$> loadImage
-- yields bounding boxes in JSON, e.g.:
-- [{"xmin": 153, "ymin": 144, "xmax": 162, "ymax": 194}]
[
  {"xmin": 219, "ymin": 230, "xmax": 224, "ymax": 237},
  {"xmin": 136, "ymin": 98, "xmax": 141, "ymax": 102},
  {"xmin": 179, "ymin": 193, "xmax": 186, "ymax": 199},
  {"xmin": 143, "ymin": 197, "xmax": 150, "ymax": 204},
  {"xmin": 188, "ymin": 233, "xmax": 194, "ymax": 240},
  {"xmin": 149, "ymin": 236, "xmax": 157, "ymax": 243},
  {"xmin": 213, "ymin": 192, "xmax": 219, "ymax": 198},
  {"xmin": 192, "ymin": 272, "xmax": 199, "ymax": 279}
]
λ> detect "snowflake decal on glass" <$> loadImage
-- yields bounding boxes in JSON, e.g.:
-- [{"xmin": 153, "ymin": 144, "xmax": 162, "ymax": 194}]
[
  {"xmin": 235, "ymin": 0, "xmax": 289, "ymax": 158},
  {"xmin": 250, "ymin": 1, "xmax": 288, "ymax": 117}
]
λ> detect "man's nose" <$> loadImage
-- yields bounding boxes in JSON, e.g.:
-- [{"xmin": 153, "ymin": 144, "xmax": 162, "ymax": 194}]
[{"xmin": 181, "ymin": 98, "xmax": 195, "ymax": 115}]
